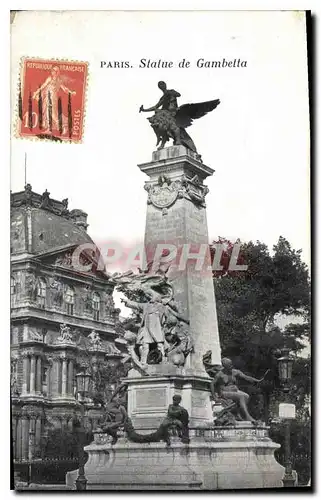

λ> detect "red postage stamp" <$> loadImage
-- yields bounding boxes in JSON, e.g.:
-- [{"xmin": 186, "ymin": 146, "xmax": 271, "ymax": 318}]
[{"xmin": 17, "ymin": 58, "xmax": 88, "ymax": 143}]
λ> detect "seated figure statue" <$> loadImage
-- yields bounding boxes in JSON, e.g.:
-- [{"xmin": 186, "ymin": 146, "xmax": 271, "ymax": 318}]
[
  {"xmin": 97, "ymin": 385, "xmax": 129, "ymax": 444},
  {"xmin": 96, "ymin": 391, "xmax": 189, "ymax": 447},
  {"xmin": 160, "ymin": 394, "xmax": 190, "ymax": 444},
  {"xmin": 203, "ymin": 351, "xmax": 269, "ymax": 424}
]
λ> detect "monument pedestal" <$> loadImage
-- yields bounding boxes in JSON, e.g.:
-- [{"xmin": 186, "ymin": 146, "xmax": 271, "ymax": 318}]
[
  {"xmin": 127, "ymin": 367, "xmax": 212, "ymax": 429},
  {"xmin": 66, "ymin": 426, "xmax": 284, "ymax": 490},
  {"xmin": 139, "ymin": 146, "xmax": 221, "ymax": 370}
]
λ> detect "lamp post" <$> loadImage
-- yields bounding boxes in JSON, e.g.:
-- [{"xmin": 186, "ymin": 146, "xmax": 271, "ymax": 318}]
[
  {"xmin": 75, "ymin": 370, "xmax": 91, "ymax": 491},
  {"xmin": 277, "ymin": 348, "xmax": 296, "ymax": 487}
]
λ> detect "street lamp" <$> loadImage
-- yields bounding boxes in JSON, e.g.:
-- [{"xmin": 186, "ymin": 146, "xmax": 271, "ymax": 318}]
[
  {"xmin": 277, "ymin": 348, "xmax": 296, "ymax": 487},
  {"xmin": 75, "ymin": 370, "xmax": 91, "ymax": 491},
  {"xmin": 277, "ymin": 348, "xmax": 293, "ymax": 390}
]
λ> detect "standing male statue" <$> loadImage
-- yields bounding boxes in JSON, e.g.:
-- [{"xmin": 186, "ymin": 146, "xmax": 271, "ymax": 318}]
[
  {"xmin": 122, "ymin": 291, "xmax": 189, "ymax": 366},
  {"xmin": 122, "ymin": 294, "xmax": 167, "ymax": 364}
]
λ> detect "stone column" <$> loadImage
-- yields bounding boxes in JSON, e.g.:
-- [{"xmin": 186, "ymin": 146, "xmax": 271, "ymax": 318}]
[
  {"xmin": 51, "ymin": 357, "xmax": 60, "ymax": 395},
  {"xmin": 45, "ymin": 358, "xmax": 52, "ymax": 397},
  {"xmin": 28, "ymin": 418, "xmax": 36, "ymax": 460},
  {"xmin": 22, "ymin": 356, "xmax": 29, "ymax": 394},
  {"xmin": 62, "ymin": 358, "xmax": 68, "ymax": 395},
  {"xmin": 21, "ymin": 417, "xmax": 29, "ymax": 460},
  {"xmin": 12, "ymin": 417, "xmax": 17, "ymax": 460},
  {"xmin": 47, "ymin": 364, "xmax": 52, "ymax": 397},
  {"xmin": 68, "ymin": 359, "xmax": 74, "ymax": 395},
  {"xmin": 30, "ymin": 356, "xmax": 36, "ymax": 394},
  {"xmin": 16, "ymin": 418, "xmax": 22, "ymax": 460},
  {"xmin": 58, "ymin": 358, "xmax": 62, "ymax": 394},
  {"xmin": 67, "ymin": 418, "xmax": 73, "ymax": 431},
  {"xmin": 61, "ymin": 417, "xmax": 68, "ymax": 432},
  {"xmin": 36, "ymin": 356, "xmax": 42, "ymax": 394},
  {"xmin": 35, "ymin": 417, "xmax": 42, "ymax": 458}
]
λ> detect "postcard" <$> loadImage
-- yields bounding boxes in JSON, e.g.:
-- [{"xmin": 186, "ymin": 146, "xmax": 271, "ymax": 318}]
[{"xmin": 10, "ymin": 10, "xmax": 311, "ymax": 491}]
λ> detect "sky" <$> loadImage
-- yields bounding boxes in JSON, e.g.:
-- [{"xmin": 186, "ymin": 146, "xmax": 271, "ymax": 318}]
[{"xmin": 10, "ymin": 10, "xmax": 310, "ymax": 272}]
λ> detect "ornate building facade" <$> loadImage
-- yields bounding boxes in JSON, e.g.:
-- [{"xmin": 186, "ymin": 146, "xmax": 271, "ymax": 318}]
[{"xmin": 11, "ymin": 185, "xmax": 122, "ymax": 462}]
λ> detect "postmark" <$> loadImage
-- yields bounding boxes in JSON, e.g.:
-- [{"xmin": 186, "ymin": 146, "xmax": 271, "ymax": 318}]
[{"xmin": 17, "ymin": 58, "xmax": 88, "ymax": 143}]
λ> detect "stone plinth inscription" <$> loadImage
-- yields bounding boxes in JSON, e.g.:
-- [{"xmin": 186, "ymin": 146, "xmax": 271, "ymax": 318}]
[{"xmin": 135, "ymin": 388, "xmax": 167, "ymax": 409}]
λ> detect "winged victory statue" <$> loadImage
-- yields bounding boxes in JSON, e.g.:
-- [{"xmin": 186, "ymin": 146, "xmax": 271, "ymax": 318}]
[{"xmin": 139, "ymin": 81, "xmax": 220, "ymax": 154}]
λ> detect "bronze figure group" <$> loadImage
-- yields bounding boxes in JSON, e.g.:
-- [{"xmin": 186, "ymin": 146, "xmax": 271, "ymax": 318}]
[{"xmin": 140, "ymin": 81, "xmax": 220, "ymax": 154}]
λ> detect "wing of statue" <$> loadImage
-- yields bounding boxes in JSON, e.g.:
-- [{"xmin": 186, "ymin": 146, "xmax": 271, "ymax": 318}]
[{"xmin": 175, "ymin": 99, "xmax": 220, "ymax": 129}]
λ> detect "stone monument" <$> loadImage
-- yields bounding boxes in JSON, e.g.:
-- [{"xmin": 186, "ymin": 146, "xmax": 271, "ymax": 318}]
[
  {"xmin": 66, "ymin": 84, "xmax": 284, "ymax": 490},
  {"xmin": 126, "ymin": 146, "xmax": 221, "ymax": 430}
]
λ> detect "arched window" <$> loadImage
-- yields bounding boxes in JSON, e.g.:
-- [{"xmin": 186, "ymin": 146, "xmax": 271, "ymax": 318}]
[
  {"xmin": 92, "ymin": 292, "xmax": 100, "ymax": 321},
  {"xmin": 37, "ymin": 279, "xmax": 47, "ymax": 309},
  {"xmin": 64, "ymin": 286, "xmax": 75, "ymax": 315}
]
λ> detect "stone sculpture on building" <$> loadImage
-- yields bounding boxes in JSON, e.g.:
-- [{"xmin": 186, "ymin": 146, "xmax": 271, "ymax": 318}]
[
  {"xmin": 40, "ymin": 189, "xmax": 52, "ymax": 209},
  {"xmin": 88, "ymin": 330, "xmax": 102, "ymax": 350},
  {"xmin": 83, "ymin": 287, "xmax": 93, "ymax": 314},
  {"xmin": 61, "ymin": 198, "xmax": 69, "ymax": 216},
  {"xmin": 104, "ymin": 295, "xmax": 115, "ymax": 316},
  {"xmin": 49, "ymin": 277, "xmax": 64, "ymax": 307},
  {"xmin": 57, "ymin": 323, "xmax": 73, "ymax": 344},
  {"xmin": 25, "ymin": 272, "xmax": 37, "ymax": 301},
  {"xmin": 55, "ymin": 252, "xmax": 73, "ymax": 267},
  {"xmin": 28, "ymin": 328, "xmax": 43, "ymax": 342}
]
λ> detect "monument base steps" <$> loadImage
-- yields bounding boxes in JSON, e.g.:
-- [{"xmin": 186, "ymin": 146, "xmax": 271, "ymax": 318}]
[{"xmin": 66, "ymin": 427, "xmax": 284, "ymax": 490}]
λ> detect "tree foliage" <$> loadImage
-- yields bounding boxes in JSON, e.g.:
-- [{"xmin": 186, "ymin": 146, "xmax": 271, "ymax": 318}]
[
  {"xmin": 270, "ymin": 417, "xmax": 311, "ymax": 485},
  {"xmin": 211, "ymin": 236, "xmax": 311, "ymax": 416},
  {"xmin": 75, "ymin": 334, "xmax": 129, "ymax": 406}
]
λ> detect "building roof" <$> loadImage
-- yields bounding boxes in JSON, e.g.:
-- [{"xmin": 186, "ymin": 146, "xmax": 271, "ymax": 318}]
[{"xmin": 11, "ymin": 185, "xmax": 94, "ymax": 256}]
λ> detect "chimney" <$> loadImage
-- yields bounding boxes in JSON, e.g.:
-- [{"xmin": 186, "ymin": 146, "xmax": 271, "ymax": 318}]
[{"xmin": 69, "ymin": 209, "xmax": 88, "ymax": 231}]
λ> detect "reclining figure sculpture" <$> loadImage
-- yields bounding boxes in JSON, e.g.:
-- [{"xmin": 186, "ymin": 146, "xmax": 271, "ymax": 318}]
[{"xmin": 96, "ymin": 391, "xmax": 189, "ymax": 446}]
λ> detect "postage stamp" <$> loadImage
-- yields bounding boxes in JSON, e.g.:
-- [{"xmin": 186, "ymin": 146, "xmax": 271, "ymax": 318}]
[{"xmin": 17, "ymin": 58, "xmax": 88, "ymax": 143}]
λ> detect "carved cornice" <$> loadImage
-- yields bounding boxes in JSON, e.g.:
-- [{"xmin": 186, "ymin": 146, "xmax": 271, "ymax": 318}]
[
  {"xmin": 20, "ymin": 406, "xmax": 44, "ymax": 419},
  {"xmin": 49, "ymin": 352, "xmax": 73, "ymax": 361},
  {"xmin": 20, "ymin": 350, "xmax": 37, "ymax": 358},
  {"xmin": 138, "ymin": 146, "xmax": 214, "ymax": 179},
  {"xmin": 19, "ymin": 348, "xmax": 47, "ymax": 359}
]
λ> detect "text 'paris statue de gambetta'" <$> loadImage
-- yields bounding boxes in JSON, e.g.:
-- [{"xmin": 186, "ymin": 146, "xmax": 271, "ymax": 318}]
[{"xmin": 139, "ymin": 81, "xmax": 220, "ymax": 155}]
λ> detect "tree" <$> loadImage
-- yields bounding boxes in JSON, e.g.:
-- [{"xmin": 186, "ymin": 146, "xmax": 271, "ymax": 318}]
[
  {"xmin": 211, "ymin": 236, "xmax": 311, "ymax": 418},
  {"xmin": 76, "ymin": 334, "xmax": 129, "ymax": 406},
  {"xmin": 269, "ymin": 416, "xmax": 311, "ymax": 485}
]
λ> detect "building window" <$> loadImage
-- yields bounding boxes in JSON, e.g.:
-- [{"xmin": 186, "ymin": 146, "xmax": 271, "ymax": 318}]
[
  {"xmin": 64, "ymin": 286, "xmax": 74, "ymax": 315},
  {"xmin": 37, "ymin": 279, "xmax": 47, "ymax": 308},
  {"xmin": 92, "ymin": 293, "xmax": 100, "ymax": 321}
]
